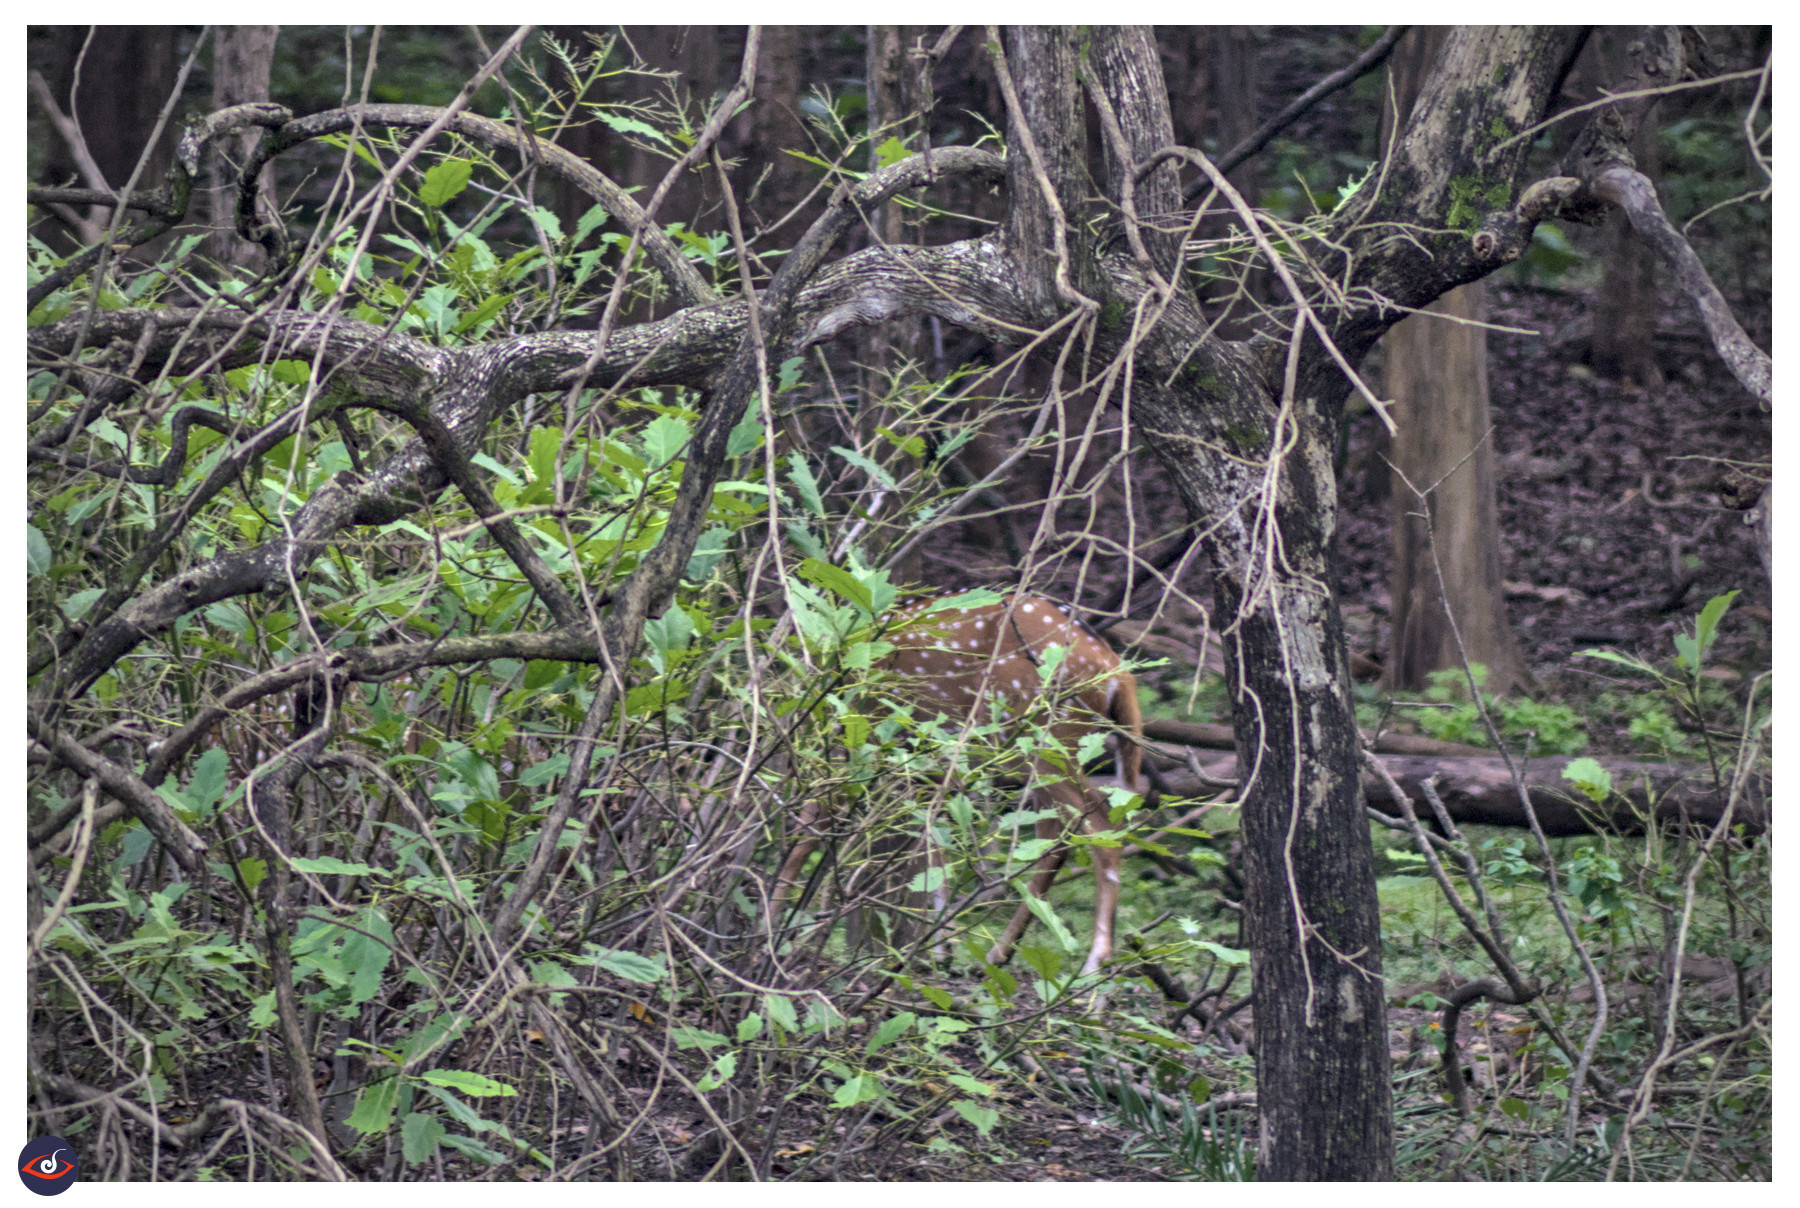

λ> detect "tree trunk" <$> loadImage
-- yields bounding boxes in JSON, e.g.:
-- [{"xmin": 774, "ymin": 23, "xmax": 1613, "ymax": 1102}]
[
  {"xmin": 38, "ymin": 26, "xmax": 178, "ymax": 253},
  {"xmin": 1381, "ymin": 27, "xmax": 1527, "ymax": 695},
  {"xmin": 206, "ymin": 26, "xmax": 280, "ymax": 272},
  {"xmin": 1384, "ymin": 281, "xmax": 1528, "ymax": 694},
  {"xmin": 1589, "ymin": 29, "xmax": 1666, "ymax": 388}
]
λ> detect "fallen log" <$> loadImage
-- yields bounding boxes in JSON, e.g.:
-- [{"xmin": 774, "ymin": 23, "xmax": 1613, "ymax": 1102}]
[
  {"xmin": 1153, "ymin": 752, "xmax": 1767, "ymax": 838},
  {"xmin": 1143, "ymin": 717, "xmax": 1493, "ymax": 759}
]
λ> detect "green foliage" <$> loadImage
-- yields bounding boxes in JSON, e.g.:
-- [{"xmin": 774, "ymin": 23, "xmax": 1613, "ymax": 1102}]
[
  {"xmin": 1388, "ymin": 665, "xmax": 1589, "ymax": 755},
  {"xmin": 1085, "ymin": 1058, "xmax": 1254, "ymax": 1180}
]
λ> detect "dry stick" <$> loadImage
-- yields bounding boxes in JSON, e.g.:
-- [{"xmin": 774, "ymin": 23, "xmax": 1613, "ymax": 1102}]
[
  {"xmin": 1492, "ymin": 66, "xmax": 1768, "ymax": 155},
  {"xmin": 28, "ymin": 780, "xmax": 98, "ymax": 952},
  {"xmin": 1181, "ymin": 25, "xmax": 1409, "ymax": 201},
  {"xmin": 1161, "ymin": 145, "xmax": 1397, "ymax": 436},
  {"xmin": 1604, "ymin": 679, "xmax": 1765, "ymax": 1180},
  {"xmin": 1393, "ymin": 461, "xmax": 1611, "ymax": 1147},
  {"xmin": 1361, "ymin": 755, "xmax": 1539, "ymax": 1116}
]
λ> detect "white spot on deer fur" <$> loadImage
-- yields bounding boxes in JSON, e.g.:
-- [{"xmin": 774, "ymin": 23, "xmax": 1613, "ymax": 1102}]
[{"xmin": 1022, "ymin": 602, "xmax": 1035, "ymax": 613}]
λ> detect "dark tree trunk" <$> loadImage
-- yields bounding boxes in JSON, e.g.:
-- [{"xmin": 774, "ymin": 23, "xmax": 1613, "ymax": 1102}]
[{"xmin": 37, "ymin": 25, "xmax": 178, "ymax": 253}]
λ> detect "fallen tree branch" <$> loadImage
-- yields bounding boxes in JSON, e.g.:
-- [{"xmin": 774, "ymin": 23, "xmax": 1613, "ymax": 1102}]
[
  {"xmin": 1155, "ymin": 751, "xmax": 1765, "ymax": 837},
  {"xmin": 1143, "ymin": 716, "xmax": 1493, "ymax": 759}
]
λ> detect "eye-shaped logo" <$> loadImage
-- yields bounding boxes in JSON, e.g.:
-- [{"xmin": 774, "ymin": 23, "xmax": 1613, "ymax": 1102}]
[{"xmin": 18, "ymin": 1138, "xmax": 78, "ymax": 1195}]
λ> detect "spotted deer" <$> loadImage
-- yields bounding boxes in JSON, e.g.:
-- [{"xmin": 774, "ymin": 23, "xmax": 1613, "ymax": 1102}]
[{"xmin": 777, "ymin": 591, "xmax": 1144, "ymax": 975}]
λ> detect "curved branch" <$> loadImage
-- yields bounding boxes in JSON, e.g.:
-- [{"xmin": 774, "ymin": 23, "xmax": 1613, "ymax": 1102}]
[
  {"xmin": 26, "ymin": 103, "xmax": 293, "ymax": 312},
  {"xmin": 30, "ymin": 718, "xmax": 209, "ymax": 875},
  {"xmin": 1593, "ymin": 165, "xmax": 1770, "ymax": 404}
]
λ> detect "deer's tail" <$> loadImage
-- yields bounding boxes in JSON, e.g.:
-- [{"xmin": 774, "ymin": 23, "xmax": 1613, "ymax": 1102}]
[{"xmin": 1109, "ymin": 669, "xmax": 1145, "ymax": 796}]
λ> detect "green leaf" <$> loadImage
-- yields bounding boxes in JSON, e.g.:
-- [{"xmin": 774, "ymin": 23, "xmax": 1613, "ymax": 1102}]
[
  {"xmin": 573, "ymin": 202, "xmax": 609, "ymax": 246},
  {"xmin": 401, "ymin": 1111, "xmax": 445, "ymax": 1163},
  {"xmin": 727, "ymin": 398, "xmax": 766, "ymax": 457},
  {"xmin": 1018, "ymin": 944, "xmax": 1063, "ymax": 981},
  {"xmin": 874, "ymin": 135, "xmax": 912, "ymax": 167},
  {"xmin": 919, "ymin": 983, "xmax": 955, "ymax": 1011},
  {"xmin": 26, "ymin": 525, "xmax": 51, "ymax": 575},
  {"xmin": 290, "ymin": 855, "xmax": 378, "ymax": 877},
  {"xmin": 685, "ymin": 526, "xmax": 732, "ymax": 581},
  {"xmin": 60, "ymin": 587, "xmax": 104, "ymax": 621},
  {"xmin": 831, "ymin": 445, "xmax": 899, "ymax": 492},
  {"xmin": 831, "ymin": 1071, "xmax": 884, "ymax": 1107},
  {"xmin": 866, "ymin": 1011, "xmax": 916, "ymax": 1054},
  {"xmin": 1561, "ymin": 756, "xmax": 1613, "ymax": 804},
  {"xmin": 1691, "ymin": 590, "xmax": 1740, "ymax": 666},
  {"xmin": 671, "ymin": 1023, "xmax": 730, "ymax": 1051},
  {"xmin": 452, "ymin": 292, "xmax": 513, "ymax": 333},
  {"xmin": 842, "ymin": 712, "xmax": 871, "ymax": 749},
  {"xmin": 187, "ymin": 747, "xmax": 230, "ymax": 814},
  {"xmin": 736, "ymin": 1014, "xmax": 763, "ymax": 1043},
  {"xmin": 644, "ymin": 603, "xmax": 696, "ymax": 657},
  {"xmin": 346, "ymin": 1076, "xmax": 402, "ymax": 1135},
  {"xmin": 236, "ymin": 857, "xmax": 267, "ymax": 893},
  {"xmin": 786, "ymin": 455, "xmax": 824, "ymax": 516},
  {"xmin": 1195, "ymin": 940, "xmax": 1250, "ymax": 966},
  {"xmin": 924, "ymin": 588, "xmax": 1007, "ymax": 614},
  {"xmin": 946, "ymin": 1073, "xmax": 991, "ymax": 1096},
  {"xmin": 796, "ymin": 557, "xmax": 875, "ymax": 618},
  {"xmin": 596, "ymin": 111, "xmax": 672, "ymax": 147},
  {"xmin": 642, "ymin": 415, "xmax": 692, "ymax": 468},
  {"xmin": 697, "ymin": 1051, "xmax": 738, "ymax": 1092},
  {"xmin": 1020, "ymin": 890, "xmax": 1079, "ymax": 954},
  {"xmin": 952, "ymin": 1100, "xmax": 999, "ymax": 1136},
  {"xmin": 528, "ymin": 206, "xmax": 564, "ymax": 244},
  {"xmin": 417, "ymin": 1069, "xmax": 516, "ymax": 1097},
  {"xmin": 269, "ymin": 359, "xmax": 311, "ymax": 384},
  {"xmin": 342, "ymin": 905, "xmax": 395, "ymax": 1004},
  {"xmin": 437, "ymin": 1133, "xmax": 506, "ymax": 1165},
  {"xmin": 908, "ymin": 865, "xmax": 946, "ymax": 894},
  {"xmin": 419, "ymin": 159, "xmax": 474, "ymax": 208},
  {"xmin": 763, "ymin": 993, "xmax": 799, "ymax": 1033},
  {"xmin": 584, "ymin": 947, "xmax": 667, "ymax": 983}
]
